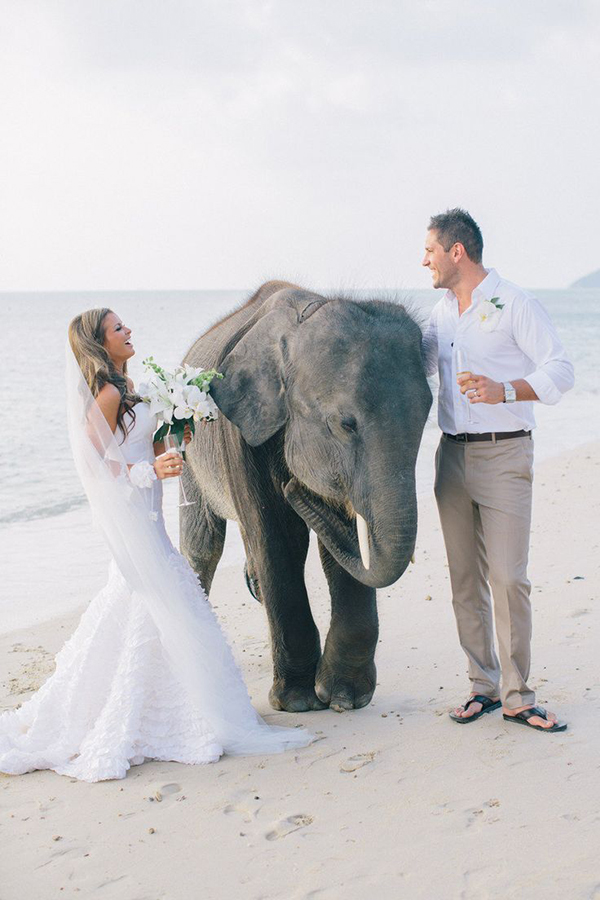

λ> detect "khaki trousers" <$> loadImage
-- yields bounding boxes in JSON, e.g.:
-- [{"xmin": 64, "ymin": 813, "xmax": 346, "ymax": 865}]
[{"xmin": 434, "ymin": 434, "xmax": 535, "ymax": 709}]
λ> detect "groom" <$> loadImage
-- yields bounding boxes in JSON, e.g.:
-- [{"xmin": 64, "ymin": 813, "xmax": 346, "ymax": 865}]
[{"xmin": 422, "ymin": 208, "xmax": 574, "ymax": 732}]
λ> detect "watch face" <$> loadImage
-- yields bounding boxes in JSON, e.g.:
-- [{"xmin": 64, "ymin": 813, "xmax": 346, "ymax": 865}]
[{"xmin": 504, "ymin": 383, "xmax": 516, "ymax": 402}]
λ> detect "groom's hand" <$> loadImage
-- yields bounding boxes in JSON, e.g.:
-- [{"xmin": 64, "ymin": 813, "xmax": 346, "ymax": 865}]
[{"xmin": 457, "ymin": 373, "xmax": 504, "ymax": 404}]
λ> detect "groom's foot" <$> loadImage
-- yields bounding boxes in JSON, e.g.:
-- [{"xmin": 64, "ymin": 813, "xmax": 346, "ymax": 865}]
[
  {"xmin": 503, "ymin": 704, "xmax": 560, "ymax": 730},
  {"xmin": 452, "ymin": 694, "xmax": 500, "ymax": 720}
]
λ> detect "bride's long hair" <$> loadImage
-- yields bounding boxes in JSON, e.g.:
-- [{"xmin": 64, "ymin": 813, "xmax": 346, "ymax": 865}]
[{"xmin": 68, "ymin": 308, "xmax": 138, "ymax": 441}]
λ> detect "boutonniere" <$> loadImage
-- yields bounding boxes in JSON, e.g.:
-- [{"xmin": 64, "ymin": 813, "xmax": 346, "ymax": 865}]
[{"xmin": 479, "ymin": 296, "xmax": 504, "ymax": 332}]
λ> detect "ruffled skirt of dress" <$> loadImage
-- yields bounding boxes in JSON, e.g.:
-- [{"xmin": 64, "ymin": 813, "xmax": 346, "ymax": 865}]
[{"xmin": 0, "ymin": 563, "xmax": 223, "ymax": 782}]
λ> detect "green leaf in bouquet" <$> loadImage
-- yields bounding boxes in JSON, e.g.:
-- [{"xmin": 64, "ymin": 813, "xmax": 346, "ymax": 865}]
[
  {"xmin": 142, "ymin": 356, "xmax": 168, "ymax": 382},
  {"xmin": 191, "ymin": 369, "xmax": 224, "ymax": 392},
  {"xmin": 152, "ymin": 422, "xmax": 170, "ymax": 443},
  {"xmin": 171, "ymin": 419, "xmax": 186, "ymax": 443}
]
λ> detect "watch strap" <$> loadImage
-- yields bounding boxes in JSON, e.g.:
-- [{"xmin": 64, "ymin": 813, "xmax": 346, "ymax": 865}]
[{"xmin": 503, "ymin": 382, "xmax": 517, "ymax": 403}]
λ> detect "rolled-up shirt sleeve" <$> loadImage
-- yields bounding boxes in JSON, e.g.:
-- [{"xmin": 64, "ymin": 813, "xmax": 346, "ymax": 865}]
[{"xmin": 513, "ymin": 296, "xmax": 574, "ymax": 405}]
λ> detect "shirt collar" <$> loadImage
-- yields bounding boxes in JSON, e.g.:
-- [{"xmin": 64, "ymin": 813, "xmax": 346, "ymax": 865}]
[{"xmin": 443, "ymin": 268, "xmax": 501, "ymax": 307}]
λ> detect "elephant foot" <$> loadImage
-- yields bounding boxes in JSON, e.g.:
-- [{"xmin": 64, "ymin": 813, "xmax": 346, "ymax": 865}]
[
  {"xmin": 315, "ymin": 658, "xmax": 377, "ymax": 712},
  {"xmin": 269, "ymin": 681, "xmax": 328, "ymax": 713}
]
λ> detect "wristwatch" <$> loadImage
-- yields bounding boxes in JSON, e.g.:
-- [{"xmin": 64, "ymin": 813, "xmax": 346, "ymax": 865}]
[{"xmin": 503, "ymin": 382, "xmax": 517, "ymax": 403}]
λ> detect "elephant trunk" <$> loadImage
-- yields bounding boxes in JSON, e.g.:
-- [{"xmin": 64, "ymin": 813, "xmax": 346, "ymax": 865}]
[{"xmin": 283, "ymin": 475, "xmax": 417, "ymax": 589}]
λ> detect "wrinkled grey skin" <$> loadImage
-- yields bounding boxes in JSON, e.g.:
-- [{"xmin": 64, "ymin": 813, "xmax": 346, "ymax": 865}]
[{"xmin": 181, "ymin": 281, "xmax": 432, "ymax": 712}]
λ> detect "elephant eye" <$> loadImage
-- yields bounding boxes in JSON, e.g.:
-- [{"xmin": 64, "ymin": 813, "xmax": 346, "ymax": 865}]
[{"xmin": 340, "ymin": 416, "xmax": 357, "ymax": 433}]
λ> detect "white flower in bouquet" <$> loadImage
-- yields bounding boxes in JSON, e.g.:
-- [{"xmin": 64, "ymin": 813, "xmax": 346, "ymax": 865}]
[
  {"xmin": 172, "ymin": 383, "xmax": 219, "ymax": 422},
  {"xmin": 139, "ymin": 378, "xmax": 175, "ymax": 424},
  {"xmin": 139, "ymin": 357, "xmax": 223, "ymax": 444}
]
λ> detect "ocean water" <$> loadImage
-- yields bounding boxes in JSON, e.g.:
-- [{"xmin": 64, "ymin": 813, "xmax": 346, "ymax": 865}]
[
  {"xmin": 1, "ymin": 288, "xmax": 599, "ymax": 527},
  {"xmin": 0, "ymin": 287, "xmax": 598, "ymax": 633}
]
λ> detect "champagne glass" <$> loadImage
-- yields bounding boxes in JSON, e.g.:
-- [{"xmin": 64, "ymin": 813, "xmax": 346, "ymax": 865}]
[
  {"xmin": 163, "ymin": 433, "xmax": 196, "ymax": 507},
  {"xmin": 456, "ymin": 347, "xmax": 473, "ymax": 424}
]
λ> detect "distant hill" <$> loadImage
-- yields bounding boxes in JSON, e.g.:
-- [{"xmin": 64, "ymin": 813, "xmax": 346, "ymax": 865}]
[{"xmin": 571, "ymin": 269, "xmax": 600, "ymax": 288}]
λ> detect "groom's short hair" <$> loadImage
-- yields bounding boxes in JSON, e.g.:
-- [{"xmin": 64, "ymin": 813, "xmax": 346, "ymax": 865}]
[{"xmin": 429, "ymin": 208, "xmax": 483, "ymax": 264}]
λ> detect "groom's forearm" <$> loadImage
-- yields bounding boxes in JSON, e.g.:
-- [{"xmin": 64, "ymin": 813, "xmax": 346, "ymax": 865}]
[
  {"xmin": 511, "ymin": 379, "xmax": 539, "ymax": 402},
  {"xmin": 458, "ymin": 374, "xmax": 539, "ymax": 404}
]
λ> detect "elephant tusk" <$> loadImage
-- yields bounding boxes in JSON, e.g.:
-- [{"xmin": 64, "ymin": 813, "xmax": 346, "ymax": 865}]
[
  {"xmin": 356, "ymin": 514, "xmax": 370, "ymax": 570},
  {"xmin": 410, "ymin": 553, "xmax": 415, "ymax": 564}
]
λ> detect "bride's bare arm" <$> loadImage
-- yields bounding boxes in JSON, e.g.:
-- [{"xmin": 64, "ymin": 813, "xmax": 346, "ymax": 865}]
[
  {"xmin": 96, "ymin": 384, "xmax": 121, "ymax": 434},
  {"xmin": 96, "ymin": 384, "xmax": 180, "ymax": 480}
]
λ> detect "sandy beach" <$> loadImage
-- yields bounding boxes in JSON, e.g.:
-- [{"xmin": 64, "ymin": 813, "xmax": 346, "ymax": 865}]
[{"xmin": 1, "ymin": 441, "xmax": 599, "ymax": 900}]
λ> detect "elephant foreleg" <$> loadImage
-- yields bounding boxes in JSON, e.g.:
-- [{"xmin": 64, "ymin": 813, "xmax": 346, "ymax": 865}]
[
  {"xmin": 244, "ymin": 512, "xmax": 326, "ymax": 713},
  {"xmin": 316, "ymin": 540, "xmax": 378, "ymax": 711},
  {"xmin": 179, "ymin": 477, "xmax": 226, "ymax": 596}
]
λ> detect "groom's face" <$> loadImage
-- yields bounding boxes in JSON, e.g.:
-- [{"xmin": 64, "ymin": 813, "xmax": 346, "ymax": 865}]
[{"xmin": 422, "ymin": 230, "xmax": 455, "ymax": 289}]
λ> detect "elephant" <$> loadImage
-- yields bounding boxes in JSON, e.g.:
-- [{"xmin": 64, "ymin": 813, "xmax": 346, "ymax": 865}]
[{"xmin": 180, "ymin": 281, "xmax": 432, "ymax": 713}]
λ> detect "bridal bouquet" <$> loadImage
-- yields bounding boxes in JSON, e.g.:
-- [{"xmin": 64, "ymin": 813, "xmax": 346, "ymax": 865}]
[{"xmin": 138, "ymin": 357, "xmax": 223, "ymax": 445}]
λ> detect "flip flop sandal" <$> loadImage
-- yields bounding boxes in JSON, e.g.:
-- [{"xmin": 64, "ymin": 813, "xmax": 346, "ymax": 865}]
[
  {"xmin": 449, "ymin": 694, "xmax": 502, "ymax": 723},
  {"xmin": 503, "ymin": 706, "xmax": 567, "ymax": 733}
]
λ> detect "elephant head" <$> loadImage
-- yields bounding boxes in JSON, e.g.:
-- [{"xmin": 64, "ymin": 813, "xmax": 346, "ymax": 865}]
[{"xmin": 210, "ymin": 287, "xmax": 432, "ymax": 588}]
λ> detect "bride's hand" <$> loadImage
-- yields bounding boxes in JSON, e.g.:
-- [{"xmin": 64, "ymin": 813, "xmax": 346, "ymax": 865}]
[{"xmin": 154, "ymin": 451, "xmax": 183, "ymax": 480}]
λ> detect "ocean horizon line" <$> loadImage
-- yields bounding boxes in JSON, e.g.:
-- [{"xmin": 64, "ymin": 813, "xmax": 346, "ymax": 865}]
[{"xmin": 0, "ymin": 284, "xmax": 588, "ymax": 296}]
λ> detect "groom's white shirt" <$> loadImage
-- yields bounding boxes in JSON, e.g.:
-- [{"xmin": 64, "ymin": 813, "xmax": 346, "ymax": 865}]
[{"xmin": 423, "ymin": 268, "xmax": 574, "ymax": 435}]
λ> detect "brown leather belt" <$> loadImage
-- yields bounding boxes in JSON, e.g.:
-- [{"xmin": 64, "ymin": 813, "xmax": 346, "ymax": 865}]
[{"xmin": 444, "ymin": 430, "xmax": 531, "ymax": 443}]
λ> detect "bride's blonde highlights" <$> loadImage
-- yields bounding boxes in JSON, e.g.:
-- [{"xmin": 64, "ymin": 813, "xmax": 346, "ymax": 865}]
[{"xmin": 68, "ymin": 308, "xmax": 138, "ymax": 441}]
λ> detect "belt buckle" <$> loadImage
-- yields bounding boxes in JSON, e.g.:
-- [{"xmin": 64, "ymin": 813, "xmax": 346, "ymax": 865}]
[{"xmin": 457, "ymin": 433, "xmax": 467, "ymax": 443}]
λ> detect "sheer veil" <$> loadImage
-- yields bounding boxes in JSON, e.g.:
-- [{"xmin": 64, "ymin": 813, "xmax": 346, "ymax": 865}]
[{"xmin": 65, "ymin": 345, "xmax": 313, "ymax": 755}]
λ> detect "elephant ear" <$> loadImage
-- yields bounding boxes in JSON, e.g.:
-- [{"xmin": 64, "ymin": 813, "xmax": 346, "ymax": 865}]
[{"xmin": 210, "ymin": 289, "xmax": 326, "ymax": 446}]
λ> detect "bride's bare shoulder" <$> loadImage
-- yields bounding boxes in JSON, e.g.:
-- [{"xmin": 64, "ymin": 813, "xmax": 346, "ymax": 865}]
[
  {"xmin": 96, "ymin": 383, "xmax": 121, "ymax": 403},
  {"xmin": 96, "ymin": 383, "xmax": 121, "ymax": 431}
]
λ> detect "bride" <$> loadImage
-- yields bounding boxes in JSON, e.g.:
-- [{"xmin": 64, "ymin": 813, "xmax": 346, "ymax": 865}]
[{"xmin": 0, "ymin": 308, "xmax": 313, "ymax": 782}]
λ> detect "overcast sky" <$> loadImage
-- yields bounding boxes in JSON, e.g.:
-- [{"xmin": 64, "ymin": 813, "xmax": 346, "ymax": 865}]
[{"xmin": 1, "ymin": 0, "xmax": 598, "ymax": 291}]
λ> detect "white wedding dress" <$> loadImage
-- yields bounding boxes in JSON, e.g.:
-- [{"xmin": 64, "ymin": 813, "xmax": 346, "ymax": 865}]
[{"xmin": 0, "ymin": 400, "xmax": 312, "ymax": 782}]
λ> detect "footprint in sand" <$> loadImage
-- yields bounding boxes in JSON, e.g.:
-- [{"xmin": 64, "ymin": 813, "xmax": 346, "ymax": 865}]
[
  {"xmin": 340, "ymin": 752, "xmax": 376, "ymax": 773},
  {"xmin": 223, "ymin": 793, "xmax": 263, "ymax": 823},
  {"xmin": 223, "ymin": 802, "xmax": 255, "ymax": 824},
  {"xmin": 265, "ymin": 814, "xmax": 314, "ymax": 841},
  {"xmin": 149, "ymin": 782, "xmax": 182, "ymax": 803}
]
